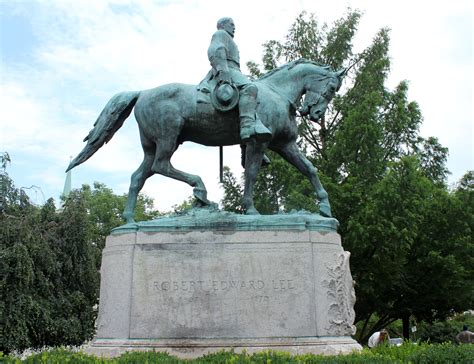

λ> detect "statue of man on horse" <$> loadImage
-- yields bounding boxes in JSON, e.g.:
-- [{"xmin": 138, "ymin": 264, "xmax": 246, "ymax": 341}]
[{"xmin": 66, "ymin": 17, "xmax": 347, "ymax": 223}]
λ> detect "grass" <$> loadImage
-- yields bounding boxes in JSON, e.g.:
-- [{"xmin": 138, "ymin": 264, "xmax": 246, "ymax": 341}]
[{"xmin": 1, "ymin": 342, "xmax": 473, "ymax": 363}]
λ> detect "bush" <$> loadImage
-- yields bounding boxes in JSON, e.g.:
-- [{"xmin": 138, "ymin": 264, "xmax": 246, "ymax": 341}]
[
  {"xmin": 1, "ymin": 348, "xmax": 104, "ymax": 364},
  {"xmin": 415, "ymin": 313, "xmax": 474, "ymax": 343}
]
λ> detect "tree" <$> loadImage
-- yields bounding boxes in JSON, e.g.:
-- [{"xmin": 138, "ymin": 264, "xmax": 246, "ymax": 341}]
[
  {"xmin": 1, "ymin": 154, "xmax": 161, "ymax": 353},
  {"xmin": 71, "ymin": 182, "xmax": 159, "ymax": 250},
  {"xmin": 1, "ymin": 155, "xmax": 99, "ymax": 353},
  {"xmin": 170, "ymin": 195, "xmax": 196, "ymax": 214},
  {"xmin": 220, "ymin": 167, "xmax": 244, "ymax": 214},
  {"xmin": 417, "ymin": 136, "xmax": 450, "ymax": 185},
  {"xmin": 345, "ymin": 157, "xmax": 472, "ymax": 341}
]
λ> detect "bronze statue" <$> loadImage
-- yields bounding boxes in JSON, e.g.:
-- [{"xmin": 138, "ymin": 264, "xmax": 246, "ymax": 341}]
[{"xmin": 67, "ymin": 18, "xmax": 346, "ymax": 223}]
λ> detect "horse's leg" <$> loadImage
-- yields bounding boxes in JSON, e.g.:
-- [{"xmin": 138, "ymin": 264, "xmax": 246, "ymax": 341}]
[
  {"xmin": 123, "ymin": 139, "xmax": 155, "ymax": 223},
  {"xmin": 151, "ymin": 125, "xmax": 212, "ymax": 208},
  {"xmin": 276, "ymin": 142, "xmax": 332, "ymax": 217},
  {"xmin": 153, "ymin": 157, "xmax": 212, "ymax": 208},
  {"xmin": 242, "ymin": 140, "xmax": 266, "ymax": 215}
]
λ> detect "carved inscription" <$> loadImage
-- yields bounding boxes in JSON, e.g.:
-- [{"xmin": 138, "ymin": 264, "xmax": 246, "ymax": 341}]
[
  {"xmin": 153, "ymin": 279, "xmax": 295, "ymax": 292},
  {"xmin": 148, "ymin": 278, "xmax": 297, "ymax": 331},
  {"xmin": 130, "ymin": 241, "xmax": 315, "ymax": 338},
  {"xmin": 144, "ymin": 278, "xmax": 298, "ymax": 333}
]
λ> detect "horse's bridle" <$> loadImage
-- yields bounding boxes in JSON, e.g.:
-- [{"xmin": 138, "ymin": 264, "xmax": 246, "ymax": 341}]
[{"xmin": 299, "ymin": 77, "xmax": 335, "ymax": 118}]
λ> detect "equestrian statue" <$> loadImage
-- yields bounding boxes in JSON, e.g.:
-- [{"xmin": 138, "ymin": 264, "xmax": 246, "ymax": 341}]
[{"xmin": 67, "ymin": 17, "xmax": 346, "ymax": 223}]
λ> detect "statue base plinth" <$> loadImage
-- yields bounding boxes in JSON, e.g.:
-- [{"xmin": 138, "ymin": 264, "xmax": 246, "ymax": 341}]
[
  {"xmin": 87, "ymin": 211, "xmax": 361, "ymax": 358},
  {"xmin": 86, "ymin": 337, "xmax": 361, "ymax": 359}
]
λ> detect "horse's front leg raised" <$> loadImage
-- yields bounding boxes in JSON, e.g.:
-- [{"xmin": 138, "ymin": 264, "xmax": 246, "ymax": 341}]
[
  {"xmin": 152, "ymin": 156, "xmax": 214, "ymax": 209},
  {"xmin": 276, "ymin": 142, "xmax": 332, "ymax": 217},
  {"xmin": 242, "ymin": 140, "xmax": 267, "ymax": 215}
]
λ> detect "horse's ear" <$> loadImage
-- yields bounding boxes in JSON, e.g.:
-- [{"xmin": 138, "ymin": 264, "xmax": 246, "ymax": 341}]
[
  {"xmin": 336, "ymin": 67, "xmax": 349, "ymax": 79},
  {"xmin": 335, "ymin": 68, "xmax": 349, "ymax": 91}
]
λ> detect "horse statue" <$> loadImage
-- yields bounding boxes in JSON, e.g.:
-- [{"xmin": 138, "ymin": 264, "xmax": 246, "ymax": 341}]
[{"xmin": 67, "ymin": 58, "xmax": 346, "ymax": 223}]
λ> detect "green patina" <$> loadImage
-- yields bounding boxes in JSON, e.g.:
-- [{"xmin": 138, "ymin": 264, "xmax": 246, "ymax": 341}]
[{"xmin": 111, "ymin": 208, "xmax": 338, "ymax": 234}]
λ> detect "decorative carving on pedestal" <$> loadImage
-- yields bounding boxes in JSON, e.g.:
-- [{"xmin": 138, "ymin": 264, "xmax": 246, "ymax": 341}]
[{"xmin": 322, "ymin": 251, "xmax": 356, "ymax": 336}]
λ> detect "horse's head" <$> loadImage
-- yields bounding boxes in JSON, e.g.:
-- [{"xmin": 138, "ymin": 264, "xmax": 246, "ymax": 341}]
[{"xmin": 299, "ymin": 68, "xmax": 346, "ymax": 122}]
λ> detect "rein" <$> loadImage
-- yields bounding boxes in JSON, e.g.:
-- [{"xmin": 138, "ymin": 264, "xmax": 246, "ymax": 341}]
[
  {"xmin": 259, "ymin": 70, "xmax": 333, "ymax": 116},
  {"xmin": 300, "ymin": 77, "xmax": 333, "ymax": 116}
]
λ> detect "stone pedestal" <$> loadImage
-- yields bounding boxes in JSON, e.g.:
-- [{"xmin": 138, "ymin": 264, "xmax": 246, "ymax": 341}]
[{"xmin": 86, "ymin": 211, "xmax": 361, "ymax": 358}]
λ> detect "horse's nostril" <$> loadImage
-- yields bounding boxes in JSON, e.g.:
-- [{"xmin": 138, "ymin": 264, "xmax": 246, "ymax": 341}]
[
  {"xmin": 310, "ymin": 109, "xmax": 323, "ymax": 121},
  {"xmin": 298, "ymin": 106, "xmax": 309, "ymax": 116}
]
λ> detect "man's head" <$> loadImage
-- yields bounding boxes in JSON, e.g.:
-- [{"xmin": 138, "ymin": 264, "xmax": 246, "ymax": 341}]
[
  {"xmin": 379, "ymin": 329, "xmax": 389, "ymax": 342},
  {"xmin": 217, "ymin": 17, "xmax": 235, "ymax": 37}
]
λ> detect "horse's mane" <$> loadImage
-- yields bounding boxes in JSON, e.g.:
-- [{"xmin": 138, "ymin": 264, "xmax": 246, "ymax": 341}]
[{"xmin": 257, "ymin": 58, "xmax": 332, "ymax": 81}]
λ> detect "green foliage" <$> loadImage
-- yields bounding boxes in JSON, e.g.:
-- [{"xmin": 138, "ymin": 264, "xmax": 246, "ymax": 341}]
[
  {"xmin": 14, "ymin": 348, "xmax": 108, "ymax": 364},
  {"xmin": 3, "ymin": 344, "xmax": 474, "ymax": 363},
  {"xmin": 70, "ymin": 182, "xmax": 160, "ymax": 250},
  {"xmin": 417, "ymin": 137, "xmax": 450, "ymax": 185},
  {"xmin": 415, "ymin": 320, "xmax": 460, "ymax": 344},
  {"xmin": 366, "ymin": 342, "xmax": 474, "ymax": 363},
  {"xmin": 115, "ymin": 351, "xmax": 180, "ymax": 364},
  {"xmin": 1, "ymin": 156, "xmax": 161, "ymax": 354},
  {"xmin": 410, "ymin": 313, "xmax": 474, "ymax": 345},
  {"xmin": 347, "ymin": 158, "xmax": 472, "ymax": 342},
  {"xmin": 1, "ymin": 159, "xmax": 101, "ymax": 353},
  {"xmin": 170, "ymin": 195, "xmax": 196, "ymax": 214},
  {"xmin": 220, "ymin": 166, "xmax": 244, "ymax": 214},
  {"xmin": 347, "ymin": 158, "xmax": 430, "ymax": 334}
]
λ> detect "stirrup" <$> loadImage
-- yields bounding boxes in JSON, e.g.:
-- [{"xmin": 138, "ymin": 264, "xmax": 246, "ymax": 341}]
[
  {"xmin": 254, "ymin": 118, "xmax": 272, "ymax": 142},
  {"xmin": 240, "ymin": 118, "xmax": 272, "ymax": 143}
]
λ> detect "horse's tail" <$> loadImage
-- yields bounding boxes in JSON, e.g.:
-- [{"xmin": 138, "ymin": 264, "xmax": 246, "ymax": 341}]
[{"xmin": 66, "ymin": 91, "xmax": 140, "ymax": 172}]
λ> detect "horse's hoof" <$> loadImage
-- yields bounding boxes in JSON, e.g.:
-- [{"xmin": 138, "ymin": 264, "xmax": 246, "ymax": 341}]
[
  {"xmin": 123, "ymin": 212, "xmax": 136, "ymax": 224},
  {"xmin": 192, "ymin": 199, "xmax": 203, "ymax": 207},
  {"xmin": 319, "ymin": 203, "xmax": 332, "ymax": 218},
  {"xmin": 193, "ymin": 187, "xmax": 212, "ymax": 205},
  {"xmin": 192, "ymin": 199, "xmax": 218, "ymax": 211},
  {"xmin": 245, "ymin": 207, "xmax": 260, "ymax": 215}
]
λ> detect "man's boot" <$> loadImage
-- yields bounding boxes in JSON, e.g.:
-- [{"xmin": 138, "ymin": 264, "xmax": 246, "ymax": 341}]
[{"xmin": 239, "ymin": 84, "xmax": 272, "ymax": 142}]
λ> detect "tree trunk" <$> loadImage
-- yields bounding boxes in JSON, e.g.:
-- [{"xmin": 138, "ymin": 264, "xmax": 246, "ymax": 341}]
[{"xmin": 402, "ymin": 314, "xmax": 410, "ymax": 340}]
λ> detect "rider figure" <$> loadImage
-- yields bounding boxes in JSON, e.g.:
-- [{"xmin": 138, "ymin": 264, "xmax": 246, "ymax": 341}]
[{"xmin": 207, "ymin": 17, "xmax": 272, "ymax": 142}]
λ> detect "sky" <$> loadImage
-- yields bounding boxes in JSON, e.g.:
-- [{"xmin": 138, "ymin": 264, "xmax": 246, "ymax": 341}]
[{"xmin": 1, "ymin": 0, "xmax": 472, "ymax": 212}]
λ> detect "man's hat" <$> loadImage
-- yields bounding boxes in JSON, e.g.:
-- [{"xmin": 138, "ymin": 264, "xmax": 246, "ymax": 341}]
[{"xmin": 211, "ymin": 82, "xmax": 239, "ymax": 112}]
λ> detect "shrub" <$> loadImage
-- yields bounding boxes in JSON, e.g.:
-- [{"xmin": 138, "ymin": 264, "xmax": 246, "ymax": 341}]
[{"xmin": 416, "ymin": 313, "xmax": 474, "ymax": 343}]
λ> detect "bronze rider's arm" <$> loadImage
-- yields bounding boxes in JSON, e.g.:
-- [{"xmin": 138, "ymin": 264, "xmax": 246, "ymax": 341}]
[{"xmin": 208, "ymin": 34, "xmax": 231, "ymax": 84}]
